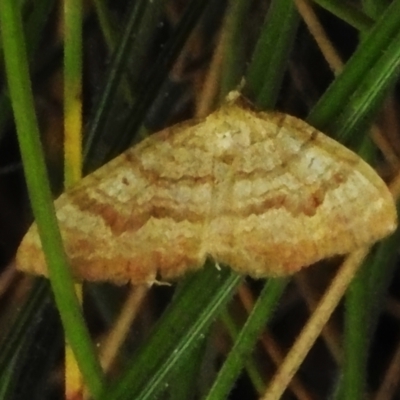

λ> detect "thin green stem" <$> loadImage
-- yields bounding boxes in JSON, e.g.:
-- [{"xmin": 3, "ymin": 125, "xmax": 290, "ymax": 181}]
[
  {"xmin": 308, "ymin": 0, "xmax": 400, "ymax": 135},
  {"xmin": 313, "ymin": 0, "xmax": 373, "ymax": 31},
  {"xmin": 204, "ymin": 279, "xmax": 288, "ymax": 400},
  {"xmin": 0, "ymin": 2, "xmax": 104, "ymax": 398},
  {"xmin": 245, "ymin": 0, "xmax": 299, "ymax": 108},
  {"xmin": 64, "ymin": 0, "xmax": 83, "ymax": 185},
  {"xmin": 102, "ymin": 266, "xmax": 242, "ymax": 400}
]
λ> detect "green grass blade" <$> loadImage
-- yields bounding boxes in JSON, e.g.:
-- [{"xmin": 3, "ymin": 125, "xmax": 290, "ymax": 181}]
[
  {"xmin": 308, "ymin": 0, "xmax": 400, "ymax": 135},
  {"xmin": 169, "ymin": 338, "xmax": 208, "ymax": 400},
  {"xmin": 219, "ymin": 0, "xmax": 253, "ymax": 96},
  {"xmin": 334, "ymin": 223, "xmax": 400, "ymax": 399},
  {"xmin": 329, "ymin": 29, "xmax": 400, "ymax": 143},
  {"xmin": 64, "ymin": 0, "xmax": 83, "ymax": 185},
  {"xmin": 0, "ymin": 280, "xmax": 49, "ymax": 376},
  {"xmin": 204, "ymin": 279, "xmax": 288, "ymax": 400},
  {"xmin": 0, "ymin": 0, "xmax": 55, "ymax": 143},
  {"xmin": 118, "ymin": 0, "xmax": 214, "ymax": 155},
  {"xmin": 0, "ymin": 351, "xmax": 18, "ymax": 400},
  {"xmin": 84, "ymin": 0, "xmax": 155, "ymax": 169},
  {"xmin": 340, "ymin": 260, "xmax": 371, "ymax": 399},
  {"xmin": 220, "ymin": 310, "xmax": 266, "ymax": 394},
  {"xmin": 92, "ymin": 0, "xmax": 118, "ymax": 51},
  {"xmin": 314, "ymin": 0, "xmax": 373, "ymax": 31},
  {"xmin": 101, "ymin": 265, "xmax": 242, "ymax": 400},
  {"xmin": 0, "ymin": 280, "xmax": 49, "ymax": 399},
  {"xmin": 303, "ymin": 4, "xmax": 400, "ymax": 396},
  {"xmin": 24, "ymin": 0, "xmax": 56, "ymax": 62},
  {"xmin": 245, "ymin": 0, "xmax": 299, "ymax": 109},
  {"xmin": 0, "ymin": 2, "xmax": 104, "ymax": 398}
]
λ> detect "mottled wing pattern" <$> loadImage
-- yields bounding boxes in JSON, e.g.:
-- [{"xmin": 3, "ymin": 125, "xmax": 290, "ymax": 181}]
[
  {"xmin": 16, "ymin": 92, "xmax": 397, "ymax": 284},
  {"xmin": 204, "ymin": 105, "xmax": 396, "ymax": 276},
  {"xmin": 17, "ymin": 118, "xmax": 216, "ymax": 283}
]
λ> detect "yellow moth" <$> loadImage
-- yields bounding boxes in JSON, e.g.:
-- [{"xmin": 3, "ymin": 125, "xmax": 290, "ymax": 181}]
[{"xmin": 16, "ymin": 92, "xmax": 397, "ymax": 284}]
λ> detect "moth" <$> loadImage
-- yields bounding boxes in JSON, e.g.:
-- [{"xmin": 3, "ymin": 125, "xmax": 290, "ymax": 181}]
[{"xmin": 16, "ymin": 91, "xmax": 397, "ymax": 284}]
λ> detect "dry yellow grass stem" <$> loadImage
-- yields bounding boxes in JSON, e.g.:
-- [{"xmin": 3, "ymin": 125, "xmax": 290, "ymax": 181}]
[
  {"xmin": 238, "ymin": 285, "xmax": 314, "ymax": 400},
  {"xmin": 295, "ymin": 0, "xmax": 343, "ymax": 74},
  {"xmin": 99, "ymin": 285, "xmax": 149, "ymax": 373},
  {"xmin": 261, "ymin": 247, "xmax": 370, "ymax": 400},
  {"xmin": 294, "ymin": 273, "xmax": 343, "ymax": 363}
]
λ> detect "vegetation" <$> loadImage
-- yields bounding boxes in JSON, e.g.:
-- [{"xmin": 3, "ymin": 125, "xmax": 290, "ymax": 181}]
[{"xmin": 0, "ymin": 1, "xmax": 399, "ymax": 399}]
